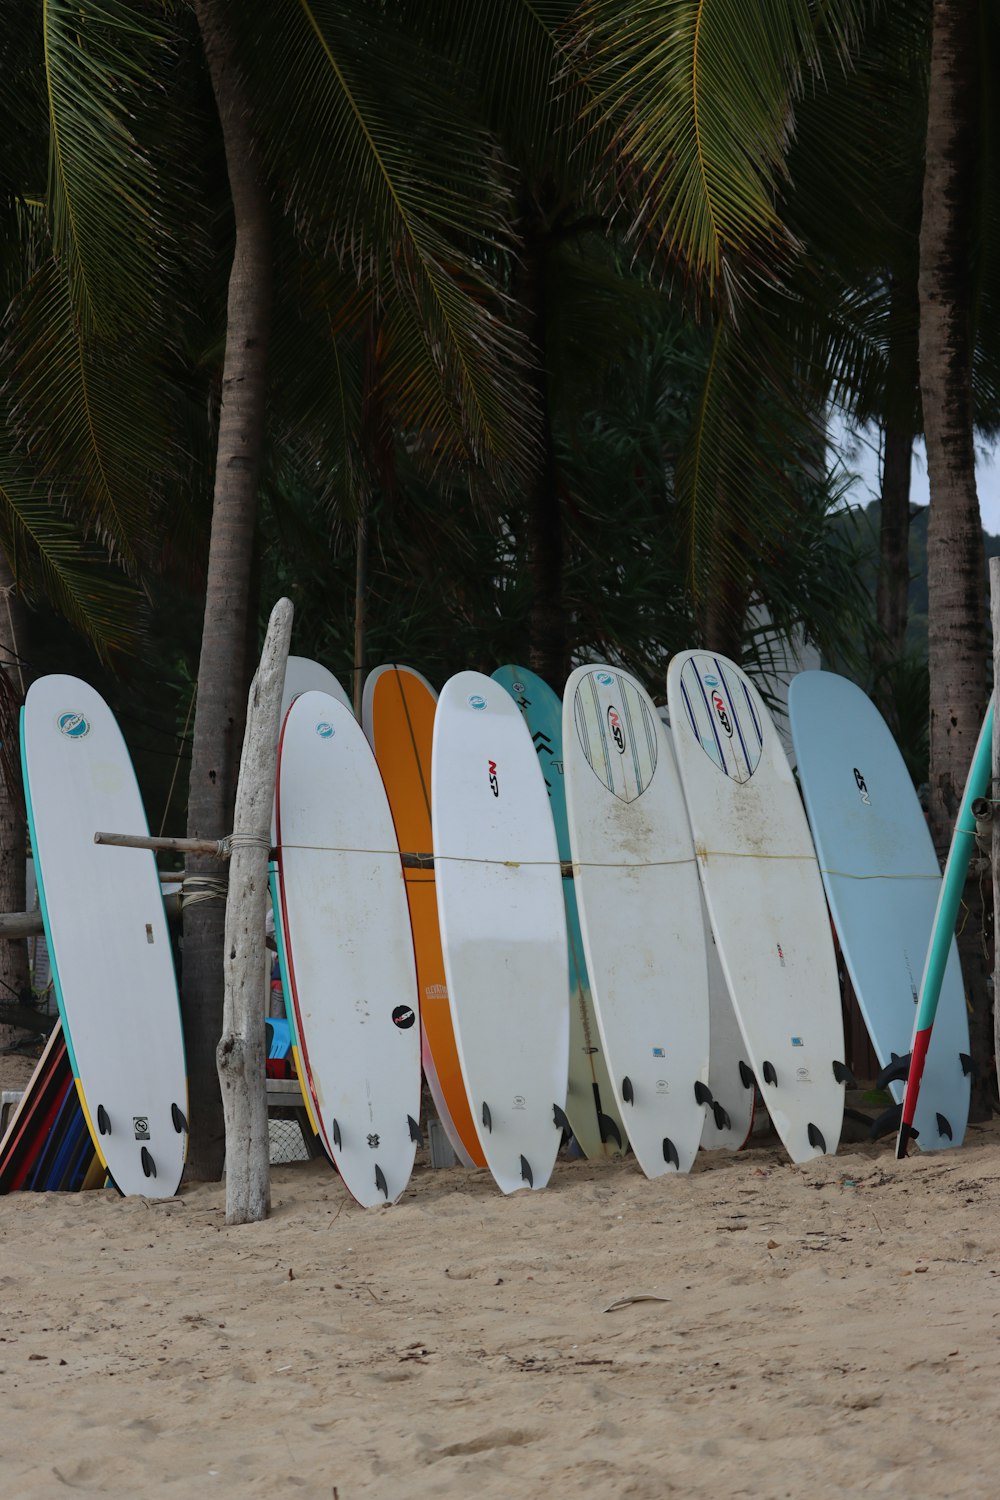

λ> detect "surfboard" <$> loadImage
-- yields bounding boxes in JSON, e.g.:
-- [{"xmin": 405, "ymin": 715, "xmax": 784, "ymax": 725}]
[
  {"xmin": 667, "ymin": 651, "xmax": 847, "ymax": 1162},
  {"xmin": 363, "ymin": 664, "xmax": 485, "ymax": 1169},
  {"xmin": 897, "ymin": 703, "xmax": 990, "ymax": 1155},
  {"xmin": 21, "ymin": 676, "xmax": 188, "ymax": 1196},
  {"xmin": 492, "ymin": 666, "xmax": 628, "ymax": 1161},
  {"xmin": 0, "ymin": 1024, "xmax": 70, "ymax": 1193},
  {"xmin": 432, "ymin": 671, "xmax": 569, "ymax": 1193},
  {"xmin": 788, "ymin": 670, "xmax": 971, "ymax": 1151},
  {"xmin": 563, "ymin": 666, "xmax": 711, "ymax": 1176},
  {"xmin": 274, "ymin": 689, "xmax": 422, "ymax": 1206}
]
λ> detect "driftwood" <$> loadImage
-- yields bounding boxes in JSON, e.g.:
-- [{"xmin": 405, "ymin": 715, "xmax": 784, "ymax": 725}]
[{"xmin": 217, "ymin": 597, "xmax": 293, "ymax": 1225}]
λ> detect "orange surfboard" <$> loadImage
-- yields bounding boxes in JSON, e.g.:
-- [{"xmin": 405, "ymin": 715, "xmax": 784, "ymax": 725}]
[{"xmin": 363, "ymin": 665, "xmax": 486, "ymax": 1168}]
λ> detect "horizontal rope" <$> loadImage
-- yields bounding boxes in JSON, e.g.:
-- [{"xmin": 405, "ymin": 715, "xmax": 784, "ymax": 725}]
[{"xmin": 176, "ymin": 875, "xmax": 229, "ymax": 907}]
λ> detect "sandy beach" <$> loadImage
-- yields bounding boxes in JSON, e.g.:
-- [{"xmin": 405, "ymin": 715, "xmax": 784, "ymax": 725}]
[{"xmin": 3, "ymin": 1115, "xmax": 1000, "ymax": 1498}]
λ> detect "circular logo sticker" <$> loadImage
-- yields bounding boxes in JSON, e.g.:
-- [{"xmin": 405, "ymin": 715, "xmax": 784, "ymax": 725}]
[
  {"xmin": 57, "ymin": 712, "xmax": 90, "ymax": 739},
  {"xmin": 512, "ymin": 681, "xmax": 525, "ymax": 694},
  {"xmin": 391, "ymin": 1004, "xmax": 415, "ymax": 1029},
  {"xmin": 703, "ymin": 674, "xmax": 719, "ymax": 687},
  {"xmin": 596, "ymin": 671, "xmax": 613, "ymax": 686},
  {"xmin": 315, "ymin": 722, "xmax": 335, "ymax": 739},
  {"xmin": 468, "ymin": 694, "xmax": 487, "ymax": 711}
]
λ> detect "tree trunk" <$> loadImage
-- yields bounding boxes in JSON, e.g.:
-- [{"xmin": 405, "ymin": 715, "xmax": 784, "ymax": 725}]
[
  {"xmin": 919, "ymin": 0, "xmax": 991, "ymax": 1113},
  {"xmin": 183, "ymin": 0, "xmax": 273, "ymax": 1179},
  {"xmin": 219, "ymin": 597, "xmax": 292, "ymax": 1225},
  {"xmin": 0, "ymin": 550, "xmax": 28, "ymax": 1049},
  {"xmin": 518, "ymin": 213, "xmax": 565, "ymax": 690}
]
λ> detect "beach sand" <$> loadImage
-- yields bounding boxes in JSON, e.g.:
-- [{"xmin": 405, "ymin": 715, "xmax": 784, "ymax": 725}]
[{"xmin": 3, "ymin": 1119, "xmax": 1000, "ymax": 1498}]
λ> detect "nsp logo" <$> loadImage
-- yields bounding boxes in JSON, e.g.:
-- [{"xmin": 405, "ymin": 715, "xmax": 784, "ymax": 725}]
[
  {"xmin": 853, "ymin": 767, "xmax": 871, "ymax": 806},
  {"xmin": 712, "ymin": 691, "xmax": 733, "ymax": 737},
  {"xmin": 488, "ymin": 759, "xmax": 499, "ymax": 797},
  {"xmin": 607, "ymin": 705, "xmax": 626, "ymax": 753}
]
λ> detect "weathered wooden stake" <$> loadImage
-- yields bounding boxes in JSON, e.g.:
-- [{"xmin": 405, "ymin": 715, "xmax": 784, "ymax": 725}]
[
  {"xmin": 991, "ymin": 558, "xmax": 1000, "ymax": 1086},
  {"xmin": 218, "ymin": 597, "xmax": 293, "ymax": 1225}
]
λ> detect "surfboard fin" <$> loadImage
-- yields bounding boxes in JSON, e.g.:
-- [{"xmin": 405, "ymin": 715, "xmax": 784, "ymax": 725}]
[
  {"xmin": 407, "ymin": 1115, "xmax": 422, "ymax": 1145},
  {"xmin": 598, "ymin": 1114, "xmax": 623, "ymax": 1148},
  {"xmin": 482, "ymin": 1102, "xmax": 492, "ymax": 1133},
  {"xmin": 140, "ymin": 1147, "xmax": 156, "ymax": 1179},
  {"xmin": 171, "ymin": 1103, "xmax": 188, "ymax": 1134},
  {"xmin": 738, "ymin": 1061, "xmax": 755, "ymax": 1090},
  {"xmin": 662, "ymin": 1137, "xmax": 679, "ymax": 1169},
  {"xmin": 960, "ymin": 1052, "xmax": 973, "ymax": 1077},
  {"xmin": 832, "ymin": 1061, "xmax": 856, "ymax": 1087},
  {"xmin": 375, "ymin": 1164, "xmax": 388, "ymax": 1199},
  {"xmin": 762, "ymin": 1061, "xmax": 777, "ymax": 1087},
  {"xmin": 806, "ymin": 1123, "xmax": 826, "ymax": 1153},
  {"xmin": 553, "ymin": 1104, "xmax": 570, "ymax": 1134},
  {"xmin": 936, "ymin": 1112, "xmax": 953, "ymax": 1141},
  {"xmin": 622, "ymin": 1076, "xmax": 634, "ymax": 1105},
  {"xmin": 876, "ymin": 1052, "xmax": 911, "ymax": 1089},
  {"xmin": 895, "ymin": 1120, "xmax": 917, "ymax": 1159},
  {"xmin": 96, "ymin": 1105, "xmax": 111, "ymax": 1136},
  {"xmin": 869, "ymin": 1102, "xmax": 903, "ymax": 1141},
  {"xmin": 520, "ymin": 1155, "xmax": 533, "ymax": 1187},
  {"xmin": 712, "ymin": 1101, "xmax": 732, "ymax": 1132},
  {"xmin": 332, "ymin": 1118, "xmax": 342, "ymax": 1150},
  {"xmin": 694, "ymin": 1081, "xmax": 713, "ymax": 1107}
]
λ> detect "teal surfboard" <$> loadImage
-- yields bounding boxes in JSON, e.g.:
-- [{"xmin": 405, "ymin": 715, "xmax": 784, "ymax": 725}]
[
  {"xmin": 788, "ymin": 671, "xmax": 970, "ymax": 1152},
  {"xmin": 492, "ymin": 666, "xmax": 627, "ymax": 1159}
]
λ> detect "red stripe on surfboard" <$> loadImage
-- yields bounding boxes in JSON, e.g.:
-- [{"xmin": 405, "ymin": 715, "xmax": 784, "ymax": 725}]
[{"xmin": 900, "ymin": 1026, "xmax": 933, "ymax": 1133}]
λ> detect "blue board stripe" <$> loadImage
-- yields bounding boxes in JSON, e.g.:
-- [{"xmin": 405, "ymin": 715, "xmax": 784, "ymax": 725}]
[
  {"xmin": 679, "ymin": 679, "xmax": 700, "ymax": 739},
  {"xmin": 716, "ymin": 657, "xmax": 752, "ymax": 775},
  {"xmin": 692, "ymin": 663, "xmax": 729, "ymax": 776},
  {"xmin": 617, "ymin": 675, "xmax": 643, "ymax": 793},
  {"xmin": 739, "ymin": 677, "xmax": 764, "ymax": 746}
]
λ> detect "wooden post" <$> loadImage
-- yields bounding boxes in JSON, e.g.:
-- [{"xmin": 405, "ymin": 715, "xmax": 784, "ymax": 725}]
[
  {"xmin": 218, "ymin": 597, "xmax": 293, "ymax": 1225},
  {"xmin": 991, "ymin": 558, "xmax": 1000, "ymax": 1089}
]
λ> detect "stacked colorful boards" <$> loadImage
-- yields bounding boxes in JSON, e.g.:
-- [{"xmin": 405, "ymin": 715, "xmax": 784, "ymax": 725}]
[{"xmin": 0, "ymin": 1023, "xmax": 101, "ymax": 1193}]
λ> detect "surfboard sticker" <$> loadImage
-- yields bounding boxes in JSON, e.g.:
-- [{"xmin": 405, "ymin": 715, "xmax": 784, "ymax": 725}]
[
  {"xmin": 676, "ymin": 656, "xmax": 763, "ymax": 783},
  {"xmin": 572, "ymin": 669, "xmax": 657, "ymax": 803}
]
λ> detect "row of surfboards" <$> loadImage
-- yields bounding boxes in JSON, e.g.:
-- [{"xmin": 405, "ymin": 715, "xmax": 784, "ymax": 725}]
[{"xmin": 0, "ymin": 650, "xmax": 973, "ymax": 1206}]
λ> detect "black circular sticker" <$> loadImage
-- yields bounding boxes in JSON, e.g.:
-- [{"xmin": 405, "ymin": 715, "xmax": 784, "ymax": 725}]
[{"xmin": 392, "ymin": 1004, "xmax": 416, "ymax": 1029}]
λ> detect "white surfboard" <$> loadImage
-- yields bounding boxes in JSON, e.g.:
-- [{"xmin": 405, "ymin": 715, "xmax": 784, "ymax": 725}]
[
  {"xmin": 788, "ymin": 670, "xmax": 970, "ymax": 1150},
  {"xmin": 432, "ymin": 671, "xmax": 569, "ymax": 1193},
  {"xmin": 274, "ymin": 690, "xmax": 421, "ymax": 1207},
  {"xmin": 563, "ymin": 666, "xmax": 711, "ymax": 1176},
  {"xmin": 21, "ymin": 676, "xmax": 187, "ymax": 1196},
  {"xmin": 655, "ymin": 708, "xmax": 755, "ymax": 1151},
  {"xmin": 667, "ymin": 651, "xmax": 847, "ymax": 1162}
]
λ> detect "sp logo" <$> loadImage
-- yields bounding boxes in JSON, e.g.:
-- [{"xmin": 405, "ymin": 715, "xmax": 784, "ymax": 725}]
[
  {"xmin": 488, "ymin": 759, "xmax": 499, "ymax": 797},
  {"xmin": 853, "ymin": 767, "xmax": 871, "ymax": 805},
  {"xmin": 712, "ymin": 691, "xmax": 733, "ymax": 737},
  {"xmin": 607, "ymin": 705, "xmax": 626, "ymax": 753}
]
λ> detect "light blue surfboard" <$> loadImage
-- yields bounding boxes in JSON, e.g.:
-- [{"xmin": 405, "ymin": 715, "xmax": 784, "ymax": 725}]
[
  {"xmin": 492, "ymin": 666, "xmax": 627, "ymax": 1159},
  {"xmin": 788, "ymin": 670, "xmax": 970, "ymax": 1150}
]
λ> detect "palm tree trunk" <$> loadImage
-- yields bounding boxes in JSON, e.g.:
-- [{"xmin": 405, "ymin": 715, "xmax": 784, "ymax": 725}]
[
  {"xmin": 875, "ymin": 421, "xmax": 914, "ymax": 672},
  {"xmin": 0, "ymin": 551, "xmax": 28, "ymax": 1048},
  {"xmin": 919, "ymin": 0, "xmax": 991, "ymax": 1113},
  {"xmin": 184, "ymin": 0, "xmax": 273, "ymax": 1179}
]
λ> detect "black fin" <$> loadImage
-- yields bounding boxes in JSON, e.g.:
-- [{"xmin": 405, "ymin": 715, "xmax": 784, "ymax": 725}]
[
  {"xmin": 97, "ymin": 1105, "xmax": 111, "ymax": 1136},
  {"xmin": 140, "ymin": 1147, "xmax": 156, "ymax": 1179},
  {"xmin": 520, "ymin": 1155, "xmax": 533, "ymax": 1187},
  {"xmin": 662, "ymin": 1137, "xmax": 680, "ymax": 1169},
  {"xmin": 833, "ymin": 1061, "xmax": 856, "ymax": 1087},
  {"xmin": 712, "ymin": 1101, "xmax": 732, "ymax": 1132},
  {"xmin": 738, "ymin": 1061, "xmax": 755, "ymax": 1090},
  {"xmin": 876, "ymin": 1051, "xmax": 911, "ymax": 1089},
  {"xmin": 960, "ymin": 1052, "xmax": 973, "ymax": 1077},
  {"xmin": 694, "ymin": 1081, "xmax": 713, "ymax": 1106},
  {"xmin": 407, "ymin": 1115, "xmax": 422, "ymax": 1144},
  {"xmin": 895, "ymin": 1119, "xmax": 916, "ymax": 1159},
  {"xmin": 762, "ymin": 1061, "xmax": 777, "ymax": 1087},
  {"xmin": 869, "ymin": 1102, "xmax": 903, "ymax": 1141},
  {"xmin": 553, "ymin": 1104, "xmax": 570, "ymax": 1133},
  {"xmin": 332, "ymin": 1118, "xmax": 342, "ymax": 1150},
  {"xmin": 806, "ymin": 1123, "xmax": 826, "ymax": 1153},
  {"xmin": 171, "ymin": 1103, "xmax": 188, "ymax": 1134},
  {"xmin": 936, "ymin": 1112, "xmax": 953, "ymax": 1141},
  {"xmin": 482, "ymin": 1102, "xmax": 492, "ymax": 1133},
  {"xmin": 622, "ymin": 1076, "xmax": 634, "ymax": 1105},
  {"xmin": 375, "ymin": 1164, "xmax": 388, "ymax": 1199},
  {"xmin": 598, "ymin": 1114, "xmax": 623, "ymax": 1148}
]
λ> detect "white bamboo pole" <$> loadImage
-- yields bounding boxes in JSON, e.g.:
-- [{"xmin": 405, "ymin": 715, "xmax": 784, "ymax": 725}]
[
  {"xmin": 218, "ymin": 596, "xmax": 293, "ymax": 1225},
  {"xmin": 991, "ymin": 558, "xmax": 1000, "ymax": 1087}
]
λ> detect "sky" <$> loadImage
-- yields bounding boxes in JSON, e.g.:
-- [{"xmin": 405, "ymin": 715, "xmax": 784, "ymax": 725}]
[{"xmin": 833, "ymin": 417, "xmax": 1000, "ymax": 534}]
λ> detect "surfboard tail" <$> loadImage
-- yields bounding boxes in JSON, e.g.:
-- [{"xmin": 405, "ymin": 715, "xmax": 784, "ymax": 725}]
[{"xmin": 896, "ymin": 1027, "xmax": 932, "ymax": 1158}]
